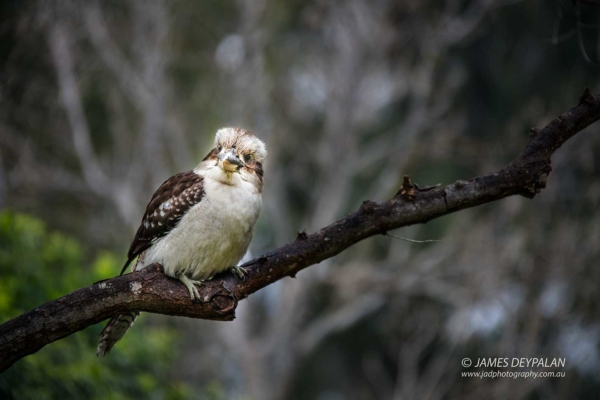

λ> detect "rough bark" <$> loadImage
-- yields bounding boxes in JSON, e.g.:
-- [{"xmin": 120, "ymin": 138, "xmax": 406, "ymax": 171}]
[{"xmin": 1, "ymin": 90, "xmax": 599, "ymax": 373}]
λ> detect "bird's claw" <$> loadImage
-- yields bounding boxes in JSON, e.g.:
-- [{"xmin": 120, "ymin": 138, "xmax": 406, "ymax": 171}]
[
  {"xmin": 230, "ymin": 266, "xmax": 248, "ymax": 281},
  {"xmin": 177, "ymin": 273, "xmax": 204, "ymax": 301}
]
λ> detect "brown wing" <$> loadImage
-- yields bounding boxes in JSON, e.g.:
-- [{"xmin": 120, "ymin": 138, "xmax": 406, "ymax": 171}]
[{"xmin": 120, "ymin": 171, "xmax": 205, "ymax": 275}]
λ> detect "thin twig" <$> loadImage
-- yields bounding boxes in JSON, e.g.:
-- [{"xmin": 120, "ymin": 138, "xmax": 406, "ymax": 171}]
[{"xmin": 384, "ymin": 232, "xmax": 441, "ymax": 244}]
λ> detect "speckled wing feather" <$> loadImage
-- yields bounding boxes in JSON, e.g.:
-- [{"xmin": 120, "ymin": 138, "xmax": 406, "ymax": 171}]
[{"xmin": 120, "ymin": 171, "xmax": 205, "ymax": 275}]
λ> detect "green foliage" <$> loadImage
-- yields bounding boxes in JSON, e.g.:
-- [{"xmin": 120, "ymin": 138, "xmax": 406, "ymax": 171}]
[{"xmin": 0, "ymin": 212, "xmax": 191, "ymax": 400}]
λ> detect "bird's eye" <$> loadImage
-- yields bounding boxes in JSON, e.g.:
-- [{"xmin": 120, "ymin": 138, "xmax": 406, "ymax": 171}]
[
  {"xmin": 244, "ymin": 154, "xmax": 252, "ymax": 162},
  {"xmin": 217, "ymin": 145, "xmax": 222, "ymax": 152}
]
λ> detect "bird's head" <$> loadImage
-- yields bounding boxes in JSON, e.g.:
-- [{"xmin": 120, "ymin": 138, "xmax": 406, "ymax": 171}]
[{"xmin": 197, "ymin": 127, "xmax": 267, "ymax": 189}]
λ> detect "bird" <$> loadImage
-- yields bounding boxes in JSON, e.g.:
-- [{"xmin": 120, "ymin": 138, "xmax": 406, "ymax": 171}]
[{"xmin": 97, "ymin": 127, "xmax": 266, "ymax": 356}]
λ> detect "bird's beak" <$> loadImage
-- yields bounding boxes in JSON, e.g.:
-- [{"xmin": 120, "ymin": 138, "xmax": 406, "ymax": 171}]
[{"xmin": 218, "ymin": 149, "xmax": 244, "ymax": 171}]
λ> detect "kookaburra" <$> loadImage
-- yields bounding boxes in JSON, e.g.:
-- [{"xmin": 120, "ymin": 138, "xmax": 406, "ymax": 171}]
[{"xmin": 97, "ymin": 127, "xmax": 266, "ymax": 356}]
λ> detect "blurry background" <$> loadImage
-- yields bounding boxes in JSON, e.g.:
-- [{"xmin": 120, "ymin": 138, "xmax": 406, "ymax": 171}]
[{"xmin": 1, "ymin": 0, "xmax": 600, "ymax": 399}]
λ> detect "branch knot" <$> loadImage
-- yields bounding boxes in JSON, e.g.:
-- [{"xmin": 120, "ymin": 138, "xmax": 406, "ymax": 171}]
[
  {"xmin": 359, "ymin": 200, "xmax": 378, "ymax": 214},
  {"xmin": 580, "ymin": 87, "xmax": 594, "ymax": 105},
  {"xmin": 296, "ymin": 230, "xmax": 308, "ymax": 241},
  {"xmin": 396, "ymin": 175, "xmax": 416, "ymax": 201}
]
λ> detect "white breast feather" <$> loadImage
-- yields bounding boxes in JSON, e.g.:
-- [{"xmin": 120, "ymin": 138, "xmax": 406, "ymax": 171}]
[{"xmin": 141, "ymin": 168, "xmax": 262, "ymax": 280}]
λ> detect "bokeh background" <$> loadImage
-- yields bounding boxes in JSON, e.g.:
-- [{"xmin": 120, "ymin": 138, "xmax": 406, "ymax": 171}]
[{"xmin": 1, "ymin": 0, "xmax": 600, "ymax": 399}]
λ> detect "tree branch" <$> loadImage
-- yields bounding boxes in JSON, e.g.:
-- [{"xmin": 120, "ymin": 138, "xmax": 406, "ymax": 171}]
[{"xmin": 1, "ymin": 90, "xmax": 599, "ymax": 373}]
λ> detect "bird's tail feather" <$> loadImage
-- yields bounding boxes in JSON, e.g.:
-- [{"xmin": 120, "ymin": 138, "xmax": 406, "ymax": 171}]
[
  {"xmin": 119, "ymin": 257, "xmax": 134, "ymax": 276},
  {"xmin": 96, "ymin": 311, "xmax": 140, "ymax": 357}
]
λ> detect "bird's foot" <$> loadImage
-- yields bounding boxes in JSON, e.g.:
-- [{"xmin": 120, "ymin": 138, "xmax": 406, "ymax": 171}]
[
  {"xmin": 230, "ymin": 265, "xmax": 248, "ymax": 281},
  {"xmin": 177, "ymin": 273, "xmax": 204, "ymax": 301}
]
